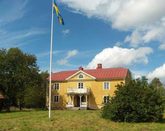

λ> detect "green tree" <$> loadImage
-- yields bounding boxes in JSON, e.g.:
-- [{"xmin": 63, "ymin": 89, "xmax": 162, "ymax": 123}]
[
  {"xmin": 39, "ymin": 71, "xmax": 49, "ymax": 108},
  {"xmin": 0, "ymin": 48, "xmax": 45, "ymax": 110},
  {"xmin": 24, "ymin": 71, "xmax": 48, "ymax": 108},
  {"xmin": 0, "ymin": 49, "xmax": 11, "ymax": 111},
  {"xmin": 150, "ymin": 78, "xmax": 165, "ymax": 109},
  {"xmin": 0, "ymin": 49, "xmax": 6, "ymax": 94},
  {"xmin": 102, "ymin": 78, "xmax": 164, "ymax": 122},
  {"xmin": 150, "ymin": 78, "xmax": 163, "ymax": 88}
]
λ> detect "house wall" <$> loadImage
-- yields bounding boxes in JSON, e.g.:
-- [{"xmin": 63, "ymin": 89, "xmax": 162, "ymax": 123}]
[
  {"xmin": 50, "ymin": 72, "xmax": 128, "ymax": 109},
  {"xmin": 88, "ymin": 80, "xmax": 124, "ymax": 109},
  {"xmin": 52, "ymin": 80, "xmax": 125, "ymax": 109}
]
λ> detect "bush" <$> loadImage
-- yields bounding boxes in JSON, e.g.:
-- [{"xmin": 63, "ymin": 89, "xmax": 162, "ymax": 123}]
[{"xmin": 102, "ymin": 79, "xmax": 164, "ymax": 122}]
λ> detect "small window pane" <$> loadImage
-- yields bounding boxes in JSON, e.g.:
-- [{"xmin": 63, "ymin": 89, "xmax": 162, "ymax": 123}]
[
  {"xmin": 53, "ymin": 83, "xmax": 59, "ymax": 90},
  {"xmin": 54, "ymin": 96, "xmax": 59, "ymax": 103},
  {"xmin": 104, "ymin": 97, "xmax": 107, "ymax": 103},
  {"xmin": 79, "ymin": 74, "xmax": 83, "ymax": 78},
  {"xmin": 103, "ymin": 96, "xmax": 110, "ymax": 103},
  {"xmin": 78, "ymin": 82, "xmax": 83, "ymax": 89},
  {"xmin": 104, "ymin": 82, "xmax": 109, "ymax": 90}
]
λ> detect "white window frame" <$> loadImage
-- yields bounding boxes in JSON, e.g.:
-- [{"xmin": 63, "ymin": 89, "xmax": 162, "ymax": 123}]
[
  {"xmin": 78, "ymin": 82, "xmax": 84, "ymax": 89},
  {"xmin": 78, "ymin": 74, "xmax": 84, "ymax": 79},
  {"xmin": 53, "ymin": 83, "xmax": 60, "ymax": 90},
  {"xmin": 103, "ymin": 82, "xmax": 110, "ymax": 90},
  {"xmin": 53, "ymin": 95, "xmax": 59, "ymax": 103},
  {"xmin": 103, "ymin": 96, "xmax": 110, "ymax": 104}
]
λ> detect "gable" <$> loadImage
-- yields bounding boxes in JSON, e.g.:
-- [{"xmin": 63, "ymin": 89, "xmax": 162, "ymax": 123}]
[
  {"xmin": 66, "ymin": 70, "xmax": 96, "ymax": 81},
  {"xmin": 50, "ymin": 68, "xmax": 129, "ymax": 82}
]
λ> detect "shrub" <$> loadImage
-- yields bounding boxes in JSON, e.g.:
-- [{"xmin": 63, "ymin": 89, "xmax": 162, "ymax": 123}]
[{"xmin": 102, "ymin": 79, "xmax": 164, "ymax": 122}]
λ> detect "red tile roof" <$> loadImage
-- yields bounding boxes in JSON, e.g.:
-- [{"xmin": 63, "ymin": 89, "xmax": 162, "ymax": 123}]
[{"xmin": 51, "ymin": 67, "xmax": 129, "ymax": 81}]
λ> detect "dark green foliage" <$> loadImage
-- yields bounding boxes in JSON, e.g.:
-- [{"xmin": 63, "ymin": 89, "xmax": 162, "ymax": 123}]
[
  {"xmin": 24, "ymin": 71, "xmax": 48, "ymax": 108},
  {"xmin": 150, "ymin": 78, "xmax": 163, "ymax": 88},
  {"xmin": 150, "ymin": 78, "xmax": 165, "ymax": 109},
  {"xmin": 0, "ymin": 48, "xmax": 48, "ymax": 111},
  {"xmin": 102, "ymin": 78, "xmax": 164, "ymax": 122}
]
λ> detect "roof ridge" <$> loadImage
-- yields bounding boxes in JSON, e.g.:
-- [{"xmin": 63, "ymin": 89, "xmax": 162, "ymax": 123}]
[
  {"xmin": 52, "ymin": 70, "xmax": 78, "ymax": 74},
  {"xmin": 82, "ymin": 67, "xmax": 128, "ymax": 71},
  {"xmin": 50, "ymin": 67, "xmax": 129, "ymax": 81},
  {"xmin": 53, "ymin": 67, "xmax": 128, "ymax": 74}
]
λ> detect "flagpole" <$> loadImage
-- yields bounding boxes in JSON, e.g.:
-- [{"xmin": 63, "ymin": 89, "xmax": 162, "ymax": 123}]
[{"xmin": 49, "ymin": 0, "xmax": 54, "ymax": 119}]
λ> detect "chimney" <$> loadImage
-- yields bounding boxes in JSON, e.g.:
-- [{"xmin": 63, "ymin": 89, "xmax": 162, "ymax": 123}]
[
  {"xmin": 79, "ymin": 66, "xmax": 84, "ymax": 70},
  {"xmin": 97, "ymin": 64, "xmax": 102, "ymax": 69}
]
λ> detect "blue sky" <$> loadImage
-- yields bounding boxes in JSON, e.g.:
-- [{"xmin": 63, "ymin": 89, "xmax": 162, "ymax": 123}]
[{"xmin": 0, "ymin": 0, "xmax": 165, "ymax": 84}]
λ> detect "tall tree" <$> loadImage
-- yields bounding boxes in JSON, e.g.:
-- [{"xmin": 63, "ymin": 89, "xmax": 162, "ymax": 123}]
[
  {"xmin": 0, "ymin": 49, "xmax": 6, "ymax": 93},
  {"xmin": 150, "ymin": 77, "xmax": 163, "ymax": 88},
  {"xmin": 24, "ymin": 71, "xmax": 48, "ymax": 108},
  {"xmin": 102, "ymin": 78, "xmax": 164, "ymax": 122},
  {"xmin": 0, "ymin": 48, "xmax": 41, "ymax": 110},
  {"xmin": 150, "ymin": 78, "xmax": 165, "ymax": 108}
]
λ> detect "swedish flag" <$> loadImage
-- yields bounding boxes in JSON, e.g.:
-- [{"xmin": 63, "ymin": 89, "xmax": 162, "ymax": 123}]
[{"xmin": 53, "ymin": 1, "xmax": 64, "ymax": 25}]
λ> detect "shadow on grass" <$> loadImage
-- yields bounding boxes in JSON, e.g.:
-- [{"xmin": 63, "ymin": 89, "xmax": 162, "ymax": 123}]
[
  {"xmin": 0, "ymin": 110, "xmax": 31, "ymax": 114},
  {"xmin": 0, "ymin": 108, "xmax": 47, "ymax": 114},
  {"xmin": 158, "ymin": 118, "xmax": 165, "ymax": 123},
  {"xmin": 102, "ymin": 113, "xmax": 165, "ymax": 124}
]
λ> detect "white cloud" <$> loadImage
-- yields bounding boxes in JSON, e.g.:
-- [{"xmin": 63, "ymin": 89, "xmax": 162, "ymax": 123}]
[
  {"xmin": 124, "ymin": 30, "xmax": 143, "ymax": 47},
  {"xmin": 125, "ymin": 24, "xmax": 165, "ymax": 47},
  {"xmin": 87, "ymin": 46, "xmax": 153, "ymax": 69},
  {"xmin": 133, "ymin": 73, "xmax": 142, "ymax": 80},
  {"xmin": 143, "ymin": 26, "xmax": 164, "ymax": 43},
  {"xmin": 131, "ymin": 70, "xmax": 147, "ymax": 80},
  {"xmin": 0, "ymin": 28, "xmax": 47, "ymax": 48},
  {"xmin": 147, "ymin": 64, "xmax": 165, "ymax": 84},
  {"xmin": 36, "ymin": 50, "xmax": 64, "ymax": 58},
  {"xmin": 60, "ymin": 0, "xmax": 165, "ymax": 29},
  {"xmin": 57, "ymin": 49, "xmax": 78, "ymax": 65},
  {"xmin": 159, "ymin": 43, "xmax": 165, "ymax": 50},
  {"xmin": 0, "ymin": 0, "xmax": 28, "ymax": 25},
  {"xmin": 62, "ymin": 29, "xmax": 70, "ymax": 35},
  {"xmin": 66, "ymin": 50, "xmax": 78, "ymax": 59},
  {"xmin": 115, "ymin": 42, "xmax": 122, "ymax": 47},
  {"xmin": 60, "ymin": 0, "xmax": 165, "ymax": 47},
  {"xmin": 0, "ymin": 0, "xmax": 47, "ymax": 48},
  {"xmin": 57, "ymin": 59, "xmax": 69, "ymax": 65}
]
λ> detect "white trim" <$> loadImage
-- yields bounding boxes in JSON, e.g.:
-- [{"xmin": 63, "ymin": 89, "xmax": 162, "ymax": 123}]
[
  {"xmin": 53, "ymin": 95, "xmax": 60, "ymax": 103},
  {"xmin": 53, "ymin": 83, "xmax": 60, "ymax": 90},
  {"xmin": 67, "ymin": 88, "xmax": 90, "ymax": 94},
  {"xmin": 78, "ymin": 73, "xmax": 84, "ymax": 79},
  {"xmin": 103, "ymin": 95, "xmax": 110, "ymax": 104},
  {"xmin": 66, "ymin": 70, "xmax": 96, "ymax": 80},
  {"xmin": 103, "ymin": 81, "xmax": 110, "ymax": 90},
  {"xmin": 77, "ymin": 82, "xmax": 84, "ymax": 89}
]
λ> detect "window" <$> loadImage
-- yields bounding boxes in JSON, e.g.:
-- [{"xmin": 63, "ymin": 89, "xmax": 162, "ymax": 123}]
[
  {"xmin": 54, "ymin": 95, "xmax": 59, "ymax": 103},
  {"xmin": 103, "ymin": 82, "xmax": 110, "ymax": 90},
  {"xmin": 81, "ymin": 95, "xmax": 86, "ymax": 102},
  {"xmin": 103, "ymin": 96, "xmax": 110, "ymax": 104},
  {"xmin": 79, "ymin": 74, "xmax": 83, "ymax": 79},
  {"xmin": 78, "ymin": 82, "xmax": 83, "ymax": 89},
  {"xmin": 53, "ymin": 83, "xmax": 60, "ymax": 90}
]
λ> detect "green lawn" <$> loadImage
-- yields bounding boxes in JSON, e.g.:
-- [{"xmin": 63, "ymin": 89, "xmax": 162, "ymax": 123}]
[{"xmin": 0, "ymin": 110, "xmax": 165, "ymax": 131}]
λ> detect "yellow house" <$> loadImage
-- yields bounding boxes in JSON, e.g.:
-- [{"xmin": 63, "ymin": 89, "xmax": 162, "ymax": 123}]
[{"xmin": 48, "ymin": 64, "xmax": 131, "ymax": 109}]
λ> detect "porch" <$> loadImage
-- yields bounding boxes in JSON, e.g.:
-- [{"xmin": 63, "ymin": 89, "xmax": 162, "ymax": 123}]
[{"xmin": 66, "ymin": 88, "xmax": 90, "ymax": 109}]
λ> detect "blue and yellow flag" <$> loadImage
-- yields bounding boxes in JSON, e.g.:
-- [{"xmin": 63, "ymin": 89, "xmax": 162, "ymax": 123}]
[{"xmin": 53, "ymin": 1, "xmax": 64, "ymax": 25}]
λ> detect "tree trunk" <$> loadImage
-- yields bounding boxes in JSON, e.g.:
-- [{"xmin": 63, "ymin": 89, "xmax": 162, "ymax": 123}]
[{"xmin": 19, "ymin": 99, "xmax": 22, "ymax": 110}]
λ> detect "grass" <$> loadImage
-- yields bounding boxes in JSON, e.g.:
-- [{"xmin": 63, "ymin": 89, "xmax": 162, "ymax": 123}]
[{"xmin": 0, "ymin": 110, "xmax": 165, "ymax": 131}]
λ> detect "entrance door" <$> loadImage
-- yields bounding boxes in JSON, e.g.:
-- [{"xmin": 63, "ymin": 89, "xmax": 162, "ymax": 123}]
[{"xmin": 74, "ymin": 95, "xmax": 80, "ymax": 107}]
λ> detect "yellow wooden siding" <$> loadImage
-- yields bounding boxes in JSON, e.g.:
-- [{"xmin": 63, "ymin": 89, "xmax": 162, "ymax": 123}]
[{"xmin": 50, "ymin": 72, "xmax": 126, "ymax": 109}]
